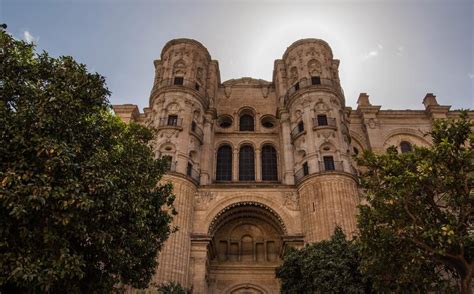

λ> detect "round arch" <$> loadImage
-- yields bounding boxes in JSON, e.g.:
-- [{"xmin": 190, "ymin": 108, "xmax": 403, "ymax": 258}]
[
  {"xmin": 223, "ymin": 283, "xmax": 270, "ymax": 294},
  {"xmin": 204, "ymin": 195, "xmax": 300, "ymax": 236},
  {"xmin": 383, "ymin": 128, "xmax": 431, "ymax": 147},
  {"xmin": 208, "ymin": 201, "xmax": 288, "ymax": 236}
]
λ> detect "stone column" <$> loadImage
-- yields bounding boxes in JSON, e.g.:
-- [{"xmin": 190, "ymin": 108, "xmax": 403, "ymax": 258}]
[
  {"xmin": 232, "ymin": 148, "xmax": 239, "ymax": 181},
  {"xmin": 153, "ymin": 176, "xmax": 196, "ymax": 287},
  {"xmin": 200, "ymin": 114, "xmax": 213, "ymax": 185},
  {"xmin": 190, "ymin": 235, "xmax": 211, "ymax": 294},
  {"xmin": 279, "ymin": 110, "xmax": 295, "ymax": 185},
  {"xmin": 302, "ymin": 104, "xmax": 317, "ymax": 171},
  {"xmin": 255, "ymin": 148, "xmax": 262, "ymax": 182}
]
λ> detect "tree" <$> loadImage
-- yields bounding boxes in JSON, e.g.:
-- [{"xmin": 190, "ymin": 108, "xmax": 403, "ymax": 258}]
[
  {"xmin": 357, "ymin": 112, "xmax": 473, "ymax": 293},
  {"xmin": 0, "ymin": 30, "xmax": 175, "ymax": 292},
  {"xmin": 276, "ymin": 227, "xmax": 372, "ymax": 293}
]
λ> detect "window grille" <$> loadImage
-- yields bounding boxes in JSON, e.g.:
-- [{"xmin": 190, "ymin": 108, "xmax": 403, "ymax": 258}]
[
  {"xmin": 303, "ymin": 162, "xmax": 309, "ymax": 176},
  {"xmin": 400, "ymin": 141, "xmax": 412, "ymax": 153},
  {"xmin": 311, "ymin": 76, "xmax": 321, "ymax": 85},
  {"xmin": 187, "ymin": 162, "xmax": 193, "ymax": 176},
  {"xmin": 174, "ymin": 77, "xmax": 184, "ymax": 85},
  {"xmin": 294, "ymin": 82, "xmax": 300, "ymax": 91},
  {"xmin": 317, "ymin": 115, "xmax": 328, "ymax": 126},
  {"xmin": 323, "ymin": 156, "xmax": 335, "ymax": 171},
  {"xmin": 216, "ymin": 145, "xmax": 232, "ymax": 181},
  {"xmin": 298, "ymin": 121, "xmax": 304, "ymax": 132},
  {"xmin": 239, "ymin": 145, "xmax": 255, "ymax": 181},
  {"xmin": 240, "ymin": 114, "xmax": 254, "ymax": 131},
  {"xmin": 261, "ymin": 145, "xmax": 278, "ymax": 181},
  {"xmin": 167, "ymin": 115, "xmax": 178, "ymax": 126}
]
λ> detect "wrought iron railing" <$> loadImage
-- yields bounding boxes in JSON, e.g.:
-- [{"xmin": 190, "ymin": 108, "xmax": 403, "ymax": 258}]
[
  {"xmin": 283, "ymin": 77, "xmax": 344, "ymax": 105},
  {"xmin": 319, "ymin": 161, "xmax": 344, "ymax": 172},
  {"xmin": 157, "ymin": 117, "xmax": 183, "ymax": 128},
  {"xmin": 190, "ymin": 122, "xmax": 204, "ymax": 142},
  {"xmin": 151, "ymin": 78, "xmax": 206, "ymax": 97},
  {"xmin": 290, "ymin": 123, "xmax": 305, "ymax": 140},
  {"xmin": 313, "ymin": 117, "xmax": 337, "ymax": 129},
  {"xmin": 294, "ymin": 161, "xmax": 359, "ymax": 184},
  {"xmin": 187, "ymin": 166, "xmax": 200, "ymax": 183}
]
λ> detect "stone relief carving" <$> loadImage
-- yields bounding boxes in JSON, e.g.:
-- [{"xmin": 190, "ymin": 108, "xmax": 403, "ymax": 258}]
[
  {"xmin": 224, "ymin": 85, "xmax": 232, "ymax": 98},
  {"xmin": 367, "ymin": 118, "xmax": 377, "ymax": 129},
  {"xmin": 283, "ymin": 192, "xmax": 300, "ymax": 211},
  {"xmin": 195, "ymin": 191, "xmax": 215, "ymax": 210},
  {"xmin": 261, "ymin": 86, "xmax": 269, "ymax": 98},
  {"xmin": 290, "ymin": 67, "xmax": 298, "ymax": 84}
]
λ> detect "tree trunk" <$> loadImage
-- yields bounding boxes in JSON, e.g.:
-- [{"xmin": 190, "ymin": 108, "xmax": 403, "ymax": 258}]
[{"xmin": 460, "ymin": 269, "xmax": 472, "ymax": 294}]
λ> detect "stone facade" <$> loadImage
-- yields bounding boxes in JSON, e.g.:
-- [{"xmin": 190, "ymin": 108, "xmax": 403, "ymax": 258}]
[{"xmin": 113, "ymin": 38, "xmax": 470, "ymax": 294}]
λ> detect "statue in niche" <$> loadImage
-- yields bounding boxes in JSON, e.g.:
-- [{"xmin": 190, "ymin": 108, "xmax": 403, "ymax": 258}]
[
  {"xmin": 290, "ymin": 67, "xmax": 298, "ymax": 84},
  {"xmin": 196, "ymin": 67, "xmax": 203, "ymax": 84}
]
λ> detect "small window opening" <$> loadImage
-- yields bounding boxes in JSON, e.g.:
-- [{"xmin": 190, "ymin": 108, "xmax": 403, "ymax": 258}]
[
  {"xmin": 303, "ymin": 162, "xmax": 309, "ymax": 176},
  {"xmin": 311, "ymin": 76, "xmax": 321, "ymax": 85},
  {"xmin": 191, "ymin": 121, "xmax": 197, "ymax": 132},
  {"xmin": 353, "ymin": 147, "xmax": 359, "ymax": 155},
  {"xmin": 323, "ymin": 156, "xmax": 335, "ymax": 171},
  {"xmin": 294, "ymin": 82, "xmax": 300, "ymax": 91},
  {"xmin": 174, "ymin": 77, "xmax": 184, "ymax": 85},
  {"xmin": 400, "ymin": 141, "xmax": 412, "ymax": 153},
  {"xmin": 298, "ymin": 121, "xmax": 304, "ymax": 133},
  {"xmin": 195, "ymin": 83, "xmax": 200, "ymax": 91},
  {"xmin": 187, "ymin": 162, "xmax": 193, "ymax": 177},
  {"xmin": 162, "ymin": 155, "xmax": 172, "ymax": 171},
  {"xmin": 167, "ymin": 115, "xmax": 178, "ymax": 126},
  {"xmin": 317, "ymin": 115, "xmax": 328, "ymax": 126}
]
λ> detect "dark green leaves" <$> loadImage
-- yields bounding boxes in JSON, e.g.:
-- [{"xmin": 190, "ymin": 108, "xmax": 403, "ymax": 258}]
[{"xmin": 0, "ymin": 30, "xmax": 174, "ymax": 292}]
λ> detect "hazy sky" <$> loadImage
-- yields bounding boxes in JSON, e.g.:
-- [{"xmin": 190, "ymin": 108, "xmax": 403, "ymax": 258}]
[{"xmin": 2, "ymin": 0, "xmax": 473, "ymax": 111}]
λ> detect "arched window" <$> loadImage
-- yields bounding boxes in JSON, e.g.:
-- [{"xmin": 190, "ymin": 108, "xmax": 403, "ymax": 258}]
[
  {"xmin": 400, "ymin": 141, "xmax": 412, "ymax": 153},
  {"xmin": 261, "ymin": 145, "xmax": 278, "ymax": 181},
  {"xmin": 240, "ymin": 114, "xmax": 254, "ymax": 131},
  {"xmin": 216, "ymin": 145, "xmax": 232, "ymax": 181},
  {"xmin": 239, "ymin": 145, "xmax": 255, "ymax": 181}
]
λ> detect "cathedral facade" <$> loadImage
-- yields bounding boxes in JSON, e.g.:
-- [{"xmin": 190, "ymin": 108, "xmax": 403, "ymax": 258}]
[{"xmin": 113, "ymin": 38, "xmax": 460, "ymax": 294}]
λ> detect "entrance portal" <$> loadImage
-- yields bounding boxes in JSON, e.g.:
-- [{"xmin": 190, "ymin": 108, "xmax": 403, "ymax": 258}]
[{"xmin": 207, "ymin": 202, "xmax": 285, "ymax": 293}]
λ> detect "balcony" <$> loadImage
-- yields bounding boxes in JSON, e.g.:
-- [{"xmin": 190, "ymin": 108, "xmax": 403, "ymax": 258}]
[
  {"xmin": 294, "ymin": 161, "xmax": 356, "ymax": 184},
  {"xmin": 319, "ymin": 161, "xmax": 344, "ymax": 172},
  {"xmin": 283, "ymin": 78, "xmax": 344, "ymax": 106},
  {"xmin": 151, "ymin": 78, "xmax": 206, "ymax": 98},
  {"xmin": 313, "ymin": 117, "xmax": 337, "ymax": 130},
  {"xmin": 165, "ymin": 161, "xmax": 200, "ymax": 183},
  {"xmin": 190, "ymin": 121, "xmax": 204, "ymax": 143},
  {"xmin": 290, "ymin": 122, "xmax": 306, "ymax": 141},
  {"xmin": 157, "ymin": 117, "xmax": 183, "ymax": 130},
  {"xmin": 186, "ymin": 165, "xmax": 201, "ymax": 183}
]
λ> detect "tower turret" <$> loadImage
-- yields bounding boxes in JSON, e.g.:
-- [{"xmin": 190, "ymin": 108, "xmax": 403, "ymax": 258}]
[
  {"xmin": 275, "ymin": 39, "xmax": 359, "ymax": 242},
  {"xmin": 148, "ymin": 39, "xmax": 219, "ymax": 287}
]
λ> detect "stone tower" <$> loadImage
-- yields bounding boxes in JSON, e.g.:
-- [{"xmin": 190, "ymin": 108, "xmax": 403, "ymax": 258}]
[
  {"xmin": 274, "ymin": 39, "xmax": 359, "ymax": 242},
  {"xmin": 113, "ymin": 38, "xmax": 461, "ymax": 293},
  {"xmin": 147, "ymin": 39, "xmax": 219, "ymax": 287}
]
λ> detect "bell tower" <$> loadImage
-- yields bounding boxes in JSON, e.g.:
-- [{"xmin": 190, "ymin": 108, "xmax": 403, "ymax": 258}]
[
  {"xmin": 148, "ymin": 38, "xmax": 219, "ymax": 287},
  {"xmin": 274, "ymin": 39, "xmax": 359, "ymax": 242}
]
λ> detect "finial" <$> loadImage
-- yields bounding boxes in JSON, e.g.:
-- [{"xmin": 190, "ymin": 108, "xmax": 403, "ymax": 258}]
[{"xmin": 357, "ymin": 93, "xmax": 371, "ymax": 106}]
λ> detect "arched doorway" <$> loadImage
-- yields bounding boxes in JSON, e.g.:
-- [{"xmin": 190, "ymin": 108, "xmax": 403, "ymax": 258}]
[{"xmin": 207, "ymin": 202, "xmax": 286, "ymax": 293}]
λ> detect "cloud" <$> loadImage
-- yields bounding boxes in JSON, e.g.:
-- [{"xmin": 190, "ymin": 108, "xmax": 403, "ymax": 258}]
[
  {"xmin": 362, "ymin": 43, "xmax": 383, "ymax": 60},
  {"xmin": 468, "ymin": 73, "xmax": 474, "ymax": 79},
  {"xmin": 23, "ymin": 30, "xmax": 39, "ymax": 44},
  {"xmin": 396, "ymin": 46, "xmax": 405, "ymax": 56}
]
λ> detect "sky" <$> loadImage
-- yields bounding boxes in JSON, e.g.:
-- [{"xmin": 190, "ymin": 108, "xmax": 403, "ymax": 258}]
[{"xmin": 2, "ymin": 0, "xmax": 473, "ymax": 111}]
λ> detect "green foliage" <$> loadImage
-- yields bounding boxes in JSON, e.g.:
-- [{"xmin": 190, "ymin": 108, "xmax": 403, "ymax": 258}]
[
  {"xmin": 276, "ymin": 227, "xmax": 372, "ymax": 293},
  {"xmin": 0, "ymin": 30, "xmax": 175, "ymax": 292},
  {"xmin": 154, "ymin": 281, "xmax": 189, "ymax": 294},
  {"xmin": 356, "ymin": 112, "xmax": 473, "ymax": 293}
]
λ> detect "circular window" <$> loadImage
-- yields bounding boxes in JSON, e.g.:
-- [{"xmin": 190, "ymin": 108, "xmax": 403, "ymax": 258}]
[
  {"xmin": 165, "ymin": 146, "xmax": 172, "ymax": 151},
  {"xmin": 261, "ymin": 115, "xmax": 276, "ymax": 129},
  {"xmin": 217, "ymin": 115, "xmax": 233, "ymax": 129}
]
